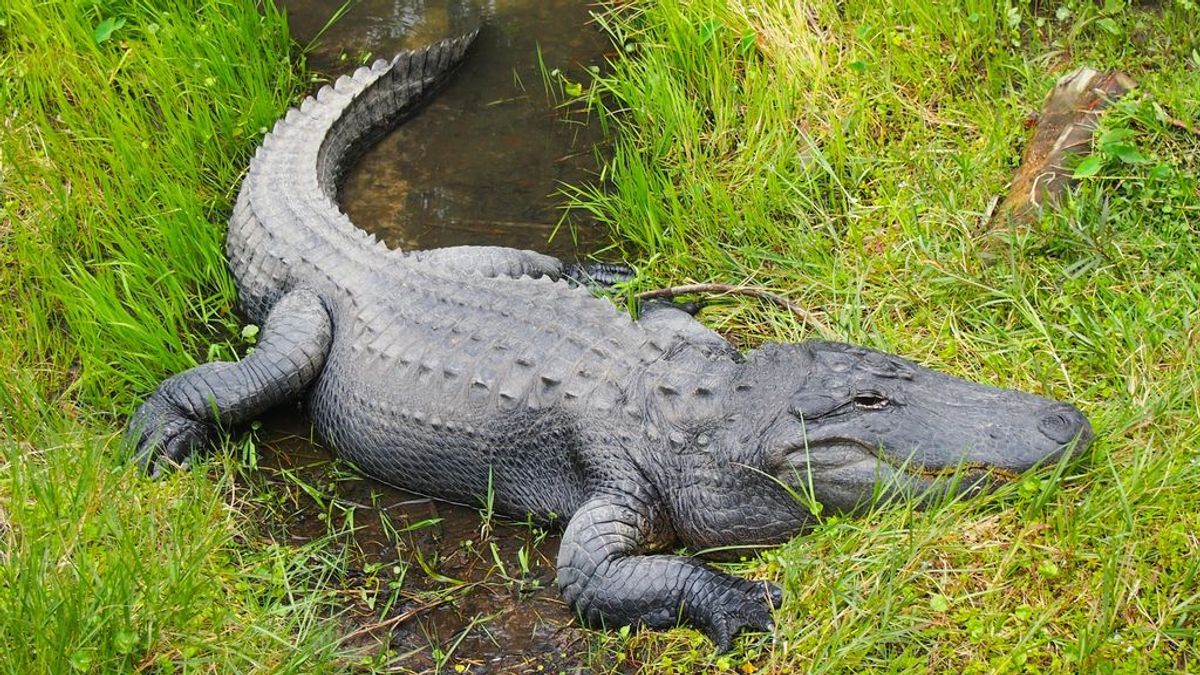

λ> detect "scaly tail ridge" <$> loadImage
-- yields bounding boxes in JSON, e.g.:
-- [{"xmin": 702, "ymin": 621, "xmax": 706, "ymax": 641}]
[{"xmin": 227, "ymin": 32, "xmax": 479, "ymax": 323}]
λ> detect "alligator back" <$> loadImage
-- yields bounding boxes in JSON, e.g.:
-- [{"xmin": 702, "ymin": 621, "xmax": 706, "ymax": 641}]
[{"xmin": 224, "ymin": 34, "xmax": 690, "ymax": 517}]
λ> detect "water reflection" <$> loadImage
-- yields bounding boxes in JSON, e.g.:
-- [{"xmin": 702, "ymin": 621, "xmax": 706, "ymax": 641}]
[{"xmin": 284, "ymin": 0, "xmax": 610, "ymax": 258}]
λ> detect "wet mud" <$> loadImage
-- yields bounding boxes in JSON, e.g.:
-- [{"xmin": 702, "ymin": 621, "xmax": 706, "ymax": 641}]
[
  {"xmin": 258, "ymin": 415, "xmax": 590, "ymax": 673},
  {"xmin": 263, "ymin": 1, "xmax": 615, "ymax": 670}
]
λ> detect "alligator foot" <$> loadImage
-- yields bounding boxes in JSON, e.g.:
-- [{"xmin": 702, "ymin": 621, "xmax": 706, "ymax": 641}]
[
  {"xmin": 127, "ymin": 395, "xmax": 211, "ymax": 477},
  {"xmin": 641, "ymin": 297, "xmax": 706, "ymax": 316},
  {"xmin": 693, "ymin": 576, "xmax": 783, "ymax": 652}
]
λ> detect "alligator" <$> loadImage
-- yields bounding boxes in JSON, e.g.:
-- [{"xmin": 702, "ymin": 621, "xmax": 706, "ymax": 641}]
[{"xmin": 127, "ymin": 33, "xmax": 1093, "ymax": 650}]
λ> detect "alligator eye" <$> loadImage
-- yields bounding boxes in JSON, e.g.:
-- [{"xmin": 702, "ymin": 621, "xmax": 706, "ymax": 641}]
[{"xmin": 852, "ymin": 392, "xmax": 890, "ymax": 410}]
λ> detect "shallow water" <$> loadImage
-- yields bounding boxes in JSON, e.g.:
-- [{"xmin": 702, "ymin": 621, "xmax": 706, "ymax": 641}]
[
  {"xmin": 286, "ymin": 0, "xmax": 610, "ymax": 257},
  {"xmin": 268, "ymin": 0, "xmax": 613, "ymax": 670}
]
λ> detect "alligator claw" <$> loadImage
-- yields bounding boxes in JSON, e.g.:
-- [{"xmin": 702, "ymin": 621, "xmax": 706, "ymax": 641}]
[
  {"xmin": 126, "ymin": 397, "xmax": 209, "ymax": 478},
  {"xmin": 762, "ymin": 580, "xmax": 784, "ymax": 609},
  {"xmin": 697, "ymin": 577, "xmax": 780, "ymax": 652}
]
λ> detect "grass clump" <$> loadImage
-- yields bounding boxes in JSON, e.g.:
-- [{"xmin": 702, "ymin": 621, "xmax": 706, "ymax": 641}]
[
  {"xmin": 572, "ymin": 0, "xmax": 1200, "ymax": 671},
  {"xmin": 0, "ymin": 1, "xmax": 348, "ymax": 671}
]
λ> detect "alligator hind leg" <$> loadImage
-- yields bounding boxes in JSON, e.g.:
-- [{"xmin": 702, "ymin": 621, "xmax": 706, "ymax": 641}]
[
  {"xmin": 561, "ymin": 261, "xmax": 635, "ymax": 288},
  {"xmin": 127, "ymin": 289, "xmax": 332, "ymax": 476}
]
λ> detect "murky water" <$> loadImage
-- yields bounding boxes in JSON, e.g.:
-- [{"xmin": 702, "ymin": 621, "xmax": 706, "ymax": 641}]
[
  {"xmin": 286, "ymin": 0, "xmax": 610, "ymax": 257},
  {"xmin": 265, "ymin": 0, "xmax": 613, "ymax": 670}
]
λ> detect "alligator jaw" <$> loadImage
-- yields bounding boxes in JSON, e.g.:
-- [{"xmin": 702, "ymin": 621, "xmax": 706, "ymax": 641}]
[{"xmin": 782, "ymin": 439, "xmax": 1022, "ymax": 493}]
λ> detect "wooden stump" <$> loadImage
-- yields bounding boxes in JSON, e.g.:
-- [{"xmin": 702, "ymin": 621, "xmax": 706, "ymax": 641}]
[{"xmin": 992, "ymin": 67, "xmax": 1137, "ymax": 226}]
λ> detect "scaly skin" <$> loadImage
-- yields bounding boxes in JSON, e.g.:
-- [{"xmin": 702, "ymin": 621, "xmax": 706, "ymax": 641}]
[{"xmin": 128, "ymin": 33, "xmax": 1094, "ymax": 651}]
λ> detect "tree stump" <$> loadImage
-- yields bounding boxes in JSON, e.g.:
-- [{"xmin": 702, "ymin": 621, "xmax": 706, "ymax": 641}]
[{"xmin": 992, "ymin": 67, "xmax": 1137, "ymax": 226}]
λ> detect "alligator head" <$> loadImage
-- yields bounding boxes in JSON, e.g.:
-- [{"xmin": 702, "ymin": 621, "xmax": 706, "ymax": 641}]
[{"xmin": 746, "ymin": 341, "xmax": 1093, "ymax": 515}]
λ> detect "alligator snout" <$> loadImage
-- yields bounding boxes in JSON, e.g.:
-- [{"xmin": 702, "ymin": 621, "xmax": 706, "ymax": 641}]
[{"xmin": 1037, "ymin": 403, "xmax": 1093, "ymax": 446}]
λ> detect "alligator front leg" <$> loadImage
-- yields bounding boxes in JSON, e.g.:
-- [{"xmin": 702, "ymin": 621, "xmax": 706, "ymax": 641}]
[
  {"xmin": 557, "ymin": 494, "xmax": 782, "ymax": 651},
  {"xmin": 126, "ymin": 289, "xmax": 332, "ymax": 476}
]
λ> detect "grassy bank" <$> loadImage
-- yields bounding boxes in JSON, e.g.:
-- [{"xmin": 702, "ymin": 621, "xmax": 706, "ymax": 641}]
[
  {"xmin": 571, "ymin": 0, "xmax": 1199, "ymax": 671},
  {"xmin": 0, "ymin": 1, "xmax": 346, "ymax": 671},
  {"xmin": 3, "ymin": 0, "xmax": 1197, "ymax": 672}
]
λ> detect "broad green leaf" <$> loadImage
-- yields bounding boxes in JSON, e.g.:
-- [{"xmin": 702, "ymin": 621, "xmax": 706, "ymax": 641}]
[
  {"xmin": 1096, "ymin": 17, "xmax": 1121, "ymax": 35},
  {"xmin": 929, "ymin": 594, "xmax": 950, "ymax": 612},
  {"xmin": 1098, "ymin": 128, "xmax": 1134, "ymax": 146},
  {"xmin": 114, "ymin": 631, "xmax": 137, "ymax": 654},
  {"xmin": 1073, "ymin": 154, "xmax": 1104, "ymax": 178},
  {"xmin": 1110, "ymin": 143, "xmax": 1147, "ymax": 164},
  {"xmin": 92, "ymin": 16, "xmax": 125, "ymax": 45}
]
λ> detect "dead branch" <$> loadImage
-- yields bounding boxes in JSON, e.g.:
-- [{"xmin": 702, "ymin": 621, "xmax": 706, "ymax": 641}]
[{"xmin": 636, "ymin": 283, "xmax": 833, "ymax": 337}]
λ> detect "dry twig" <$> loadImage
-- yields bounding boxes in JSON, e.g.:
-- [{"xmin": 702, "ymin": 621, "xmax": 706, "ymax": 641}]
[
  {"xmin": 339, "ymin": 583, "xmax": 483, "ymax": 643},
  {"xmin": 636, "ymin": 283, "xmax": 833, "ymax": 337}
]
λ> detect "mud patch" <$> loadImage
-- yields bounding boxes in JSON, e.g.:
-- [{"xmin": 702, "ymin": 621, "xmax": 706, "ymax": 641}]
[{"xmin": 256, "ymin": 414, "xmax": 591, "ymax": 672}]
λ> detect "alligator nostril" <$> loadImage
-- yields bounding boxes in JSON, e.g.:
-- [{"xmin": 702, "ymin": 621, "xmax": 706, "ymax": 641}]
[{"xmin": 1037, "ymin": 404, "xmax": 1093, "ymax": 446}]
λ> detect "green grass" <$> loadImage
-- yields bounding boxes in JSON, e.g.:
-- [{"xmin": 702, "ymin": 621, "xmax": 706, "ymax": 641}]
[
  {"xmin": 0, "ymin": 1, "xmax": 349, "ymax": 671},
  {"xmin": 3, "ymin": 0, "xmax": 1198, "ymax": 672},
  {"xmin": 567, "ymin": 0, "xmax": 1200, "ymax": 671}
]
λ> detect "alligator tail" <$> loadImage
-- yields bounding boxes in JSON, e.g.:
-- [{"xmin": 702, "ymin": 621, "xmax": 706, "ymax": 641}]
[
  {"xmin": 228, "ymin": 32, "xmax": 479, "ymax": 323},
  {"xmin": 312, "ymin": 31, "xmax": 479, "ymax": 200}
]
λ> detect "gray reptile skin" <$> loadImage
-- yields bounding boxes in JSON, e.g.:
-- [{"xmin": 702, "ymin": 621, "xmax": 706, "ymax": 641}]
[{"xmin": 127, "ymin": 33, "xmax": 1093, "ymax": 650}]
